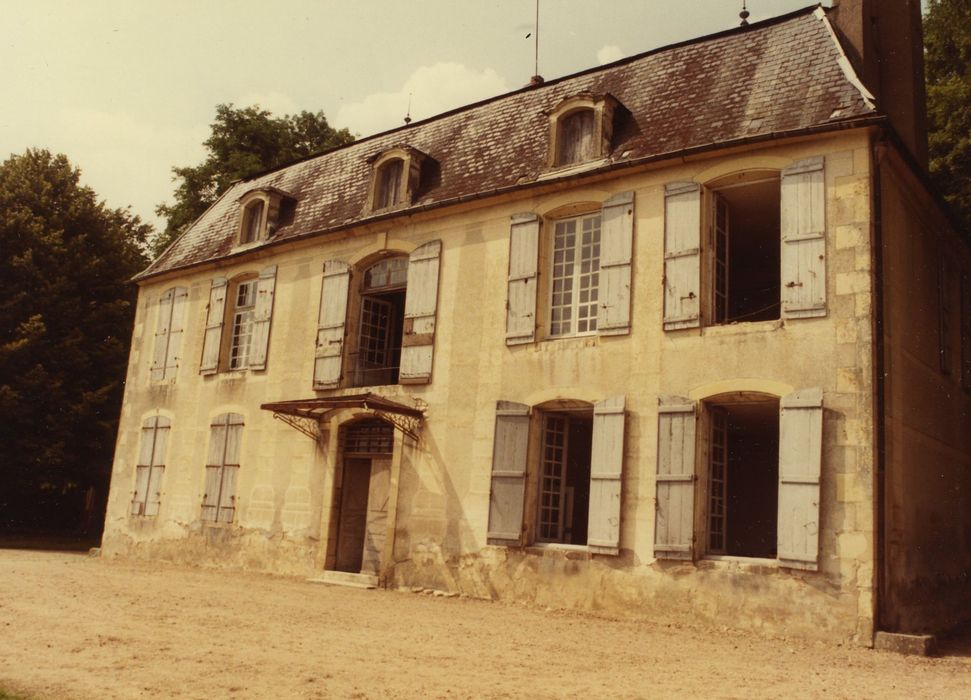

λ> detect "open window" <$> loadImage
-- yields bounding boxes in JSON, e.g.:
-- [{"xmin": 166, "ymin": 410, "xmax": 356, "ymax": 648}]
[
  {"xmin": 547, "ymin": 94, "xmax": 619, "ymax": 170},
  {"xmin": 236, "ymin": 187, "xmax": 296, "ymax": 245},
  {"xmin": 487, "ymin": 396, "xmax": 625, "ymax": 555},
  {"xmin": 313, "ymin": 241, "xmax": 442, "ymax": 390},
  {"xmin": 367, "ymin": 147, "xmax": 430, "ymax": 213},
  {"xmin": 505, "ymin": 192, "xmax": 634, "ymax": 344},
  {"xmin": 662, "ymin": 157, "xmax": 826, "ymax": 330},
  {"xmin": 654, "ymin": 388, "xmax": 823, "ymax": 570},
  {"xmin": 199, "ymin": 266, "xmax": 277, "ymax": 375}
]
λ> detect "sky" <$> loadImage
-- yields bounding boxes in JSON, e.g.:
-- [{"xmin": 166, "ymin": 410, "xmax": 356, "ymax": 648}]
[{"xmin": 1, "ymin": 0, "xmax": 827, "ymax": 231}]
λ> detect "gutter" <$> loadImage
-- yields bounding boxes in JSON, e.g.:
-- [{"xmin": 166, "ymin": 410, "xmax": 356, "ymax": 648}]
[{"xmin": 134, "ymin": 115, "xmax": 887, "ymax": 283}]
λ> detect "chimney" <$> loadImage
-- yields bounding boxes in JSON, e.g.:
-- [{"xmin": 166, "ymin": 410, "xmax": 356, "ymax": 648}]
[{"xmin": 829, "ymin": 0, "xmax": 928, "ymax": 169}]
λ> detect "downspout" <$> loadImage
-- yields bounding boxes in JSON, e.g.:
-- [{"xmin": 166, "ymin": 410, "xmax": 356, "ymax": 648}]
[{"xmin": 870, "ymin": 132, "xmax": 888, "ymax": 637}]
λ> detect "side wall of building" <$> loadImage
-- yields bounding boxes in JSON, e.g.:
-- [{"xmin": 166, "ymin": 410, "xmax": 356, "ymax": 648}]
[
  {"xmin": 877, "ymin": 145, "xmax": 971, "ymax": 634},
  {"xmin": 103, "ymin": 131, "xmax": 877, "ymax": 642}
]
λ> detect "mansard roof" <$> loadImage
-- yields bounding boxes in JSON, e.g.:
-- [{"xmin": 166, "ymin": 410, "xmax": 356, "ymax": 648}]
[{"xmin": 139, "ymin": 5, "xmax": 878, "ymax": 281}]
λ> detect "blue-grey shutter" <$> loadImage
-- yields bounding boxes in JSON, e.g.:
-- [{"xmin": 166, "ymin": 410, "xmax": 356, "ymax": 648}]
[
  {"xmin": 150, "ymin": 289, "xmax": 174, "ymax": 382},
  {"xmin": 200, "ymin": 277, "xmax": 227, "ymax": 374},
  {"xmin": 163, "ymin": 287, "xmax": 188, "ymax": 380},
  {"xmin": 313, "ymin": 261, "xmax": 350, "ymax": 389}
]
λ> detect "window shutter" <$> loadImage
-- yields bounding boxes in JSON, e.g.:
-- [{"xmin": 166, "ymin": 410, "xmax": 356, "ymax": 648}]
[
  {"xmin": 163, "ymin": 287, "xmax": 188, "ymax": 380},
  {"xmin": 487, "ymin": 401, "xmax": 530, "ymax": 545},
  {"xmin": 200, "ymin": 277, "xmax": 227, "ymax": 374},
  {"xmin": 400, "ymin": 240, "xmax": 442, "ymax": 384},
  {"xmin": 313, "ymin": 261, "xmax": 351, "ymax": 389},
  {"xmin": 781, "ymin": 157, "xmax": 826, "ymax": 318},
  {"xmin": 654, "ymin": 396, "xmax": 696, "ymax": 559},
  {"xmin": 506, "ymin": 213, "xmax": 540, "ymax": 345},
  {"xmin": 131, "ymin": 466, "xmax": 150, "ymax": 515},
  {"xmin": 150, "ymin": 289, "xmax": 174, "ymax": 382},
  {"xmin": 202, "ymin": 466, "xmax": 221, "ymax": 522},
  {"xmin": 248, "ymin": 265, "xmax": 277, "ymax": 371},
  {"xmin": 587, "ymin": 395, "xmax": 625, "ymax": 554},
  {"xmin": 218, "ymin": 465, "xmax": 239, "ymax": 523},
  {"xmin": 598, "ymin": 192, "xmax": 634, "ymax": 336},
  {"xmin": 663, "ymin": 183, "xmax": 702, "ymax": 330},
  {"xmin": 144, "ymin": 416, "xmax": 170, "ymax": 517},
  {"xmin": 778, "ymin": 387, "xmax": 823, "ymax": 570}
]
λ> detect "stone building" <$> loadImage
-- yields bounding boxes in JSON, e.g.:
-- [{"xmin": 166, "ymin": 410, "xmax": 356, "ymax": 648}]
[{"xmin": 102, "ymin": 1, "xmax": 971, "ymax": 644}]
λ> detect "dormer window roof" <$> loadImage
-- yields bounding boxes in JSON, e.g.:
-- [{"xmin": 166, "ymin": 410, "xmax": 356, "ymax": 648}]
[
  {"xmin": 548, "ymin": 93, "xmax": 621, "ymax": 170},
  {"xmin": 236, "ymin": 186, "xmax": 296, "ymax": 246},
  {"xmin": 367, "ymin": 146, "xmax": 431, "ymax": 214}
]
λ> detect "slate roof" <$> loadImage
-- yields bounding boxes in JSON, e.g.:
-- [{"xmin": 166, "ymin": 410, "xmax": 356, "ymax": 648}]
[{"xmin": 140, "ymin": 5, "xmax": 878, "ymax": 281}]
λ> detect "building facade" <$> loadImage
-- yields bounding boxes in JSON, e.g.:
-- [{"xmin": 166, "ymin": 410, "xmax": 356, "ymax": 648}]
[{"xmin": 102, "ymin": 2, "xmax": 971, "ymax": 644}]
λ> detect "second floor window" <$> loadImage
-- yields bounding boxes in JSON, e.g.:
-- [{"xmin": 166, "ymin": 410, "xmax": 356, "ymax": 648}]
[
  {"xmin": 550, "ymin": 213, "xmax": 602, "ymax": 336},
  {"xmin": 229, "ymin": 280, "xmax": 257, "ymax": 370}
]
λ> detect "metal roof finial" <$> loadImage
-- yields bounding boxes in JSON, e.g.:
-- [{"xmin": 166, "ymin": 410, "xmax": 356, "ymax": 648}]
[
  {"xmin": 739, "ymin": 1, "xmax": 750, "ymax": 26},
  {"xmin": 404, "ymin": 93, "xmax": 412, "ymax": 125}
]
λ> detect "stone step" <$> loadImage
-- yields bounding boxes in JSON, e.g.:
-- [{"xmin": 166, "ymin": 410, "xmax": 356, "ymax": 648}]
[{"xmin": 307, "ymin": 570, "xmax": 379, "ymax": 589}]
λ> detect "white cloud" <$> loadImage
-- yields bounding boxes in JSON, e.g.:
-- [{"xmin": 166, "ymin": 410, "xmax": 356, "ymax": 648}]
[
  {"xmin": 56, "ymin": 108, "xmax": 208, "ymax": 231},
  {"xmin": 596, "ymin": 45, "xmax": 625, "ymax": 65},
  {"xmin": 336, "ymin": 62, "xmax": 509, "ymax": 138},
  {"xmin": 234, "ymin": 91, "xmax": 300, "ymax": 115}
]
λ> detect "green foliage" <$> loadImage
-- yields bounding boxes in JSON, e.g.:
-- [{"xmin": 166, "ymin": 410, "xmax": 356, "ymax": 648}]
[
  {"xmin": 0, "ymin": 149, "xmax": 149, "ymax": 532},
  {"xmin": 153, "ymin": 104, "xmax": 354, "ymax": 255},
  {"xmin": 925, "ymin": 0, "xmax": 971, "ymax": 233}
]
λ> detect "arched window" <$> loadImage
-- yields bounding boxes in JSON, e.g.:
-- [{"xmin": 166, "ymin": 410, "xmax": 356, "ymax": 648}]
[
  {"xmin": 546, "ymin": 94, "xmax": 619, "ymax": 170},
  {"xmin": 352, "ymin": 256, "xmax": 409, "ymax": 387},
  {"xmin": 240, "ymin": 199, "xmax": 264, "ymax": 244},
  {"xmin": 556, "ymin": 109, "xmax": 595, "ymax": 167},
  {"xmin": 375, "ymin": 159, "xmax": 404, "ymax": 210}
]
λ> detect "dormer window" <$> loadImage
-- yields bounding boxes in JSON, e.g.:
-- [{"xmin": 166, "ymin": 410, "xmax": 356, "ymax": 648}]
[
  {"xmin": 547, "ymin": 94, "xmax": 620, "ymax": 170},
  {"xmin": 240, "ymin": 200, "xmax": 264, "ymax": 244},
  {"xmin": 236, "ymin": 187, "xmax": 296, "ymax": 246},
  {"xmin": 367, "ymin": 147, "xmax": 431, "ymax": 214}
]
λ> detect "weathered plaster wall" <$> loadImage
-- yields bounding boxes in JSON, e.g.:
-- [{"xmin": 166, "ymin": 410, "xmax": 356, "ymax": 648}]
[
  {"xmin": 103, "ymin": 131, "xmax": 876, "ymax": 642},
  {"xmin": 877, "ymin": 148, "xmax": 971, "ymax": 634}
]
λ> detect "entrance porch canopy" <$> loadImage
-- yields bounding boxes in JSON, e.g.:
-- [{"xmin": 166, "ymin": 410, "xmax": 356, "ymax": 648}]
[{"xmin": 261, "ymin": 393, "xmax": 424, "ymax": 441}]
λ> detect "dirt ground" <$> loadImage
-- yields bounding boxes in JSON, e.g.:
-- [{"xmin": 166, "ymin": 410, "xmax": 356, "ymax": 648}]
[{"xmin": 1, "ymin": 550, "xmax": 970, "ymax": 699}]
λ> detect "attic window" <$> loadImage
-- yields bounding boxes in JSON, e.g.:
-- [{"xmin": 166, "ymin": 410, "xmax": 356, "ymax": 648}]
[
  {"xmin": 236, "ymin": 187, "xmax": 295, "ymax": 247},
  {"xmin": 548, "ymin": 94, "xmax": 619, "ymax": 170},
  {"xmin": 367, "ymin": 147, "xmax": 430, "ymax": 214}
]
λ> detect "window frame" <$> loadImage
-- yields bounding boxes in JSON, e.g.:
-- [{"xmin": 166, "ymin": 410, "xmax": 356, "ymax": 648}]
[
  {"xmin": 202, "ymin": 412, "xmax": 244, "ymax": 524},
  {"xmin": 546, "ymin": 94, "xmax": 618, "ymax": 171},
  {"xmin": 366, "ymin": 147, "xmax": 427, "ymax": 214},
  {"xmin": 546, "ymin": 210, "xmax": 603, "ymax": 339},
  {"xmin": 228, "ymin": 277, "xmax": 258, "ymax": 371}
]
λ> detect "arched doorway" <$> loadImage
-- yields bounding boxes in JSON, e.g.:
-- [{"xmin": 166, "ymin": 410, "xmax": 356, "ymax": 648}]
[{"xmin": 332, "ymin": 418, "xmax": 395, "ymax": 574}]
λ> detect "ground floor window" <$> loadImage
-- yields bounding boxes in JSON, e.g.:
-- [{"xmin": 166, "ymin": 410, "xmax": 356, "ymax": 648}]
[
  {"xmin": 202, "ymin": 413, "xmax": 243, "ymax": 523},
  {"xmin": 537, "ymin": 412, "xmax": 592, "ymax": 545},
  {"xmin": 131, "ymin": 415, "xmax": 170, "ymax": 517}
]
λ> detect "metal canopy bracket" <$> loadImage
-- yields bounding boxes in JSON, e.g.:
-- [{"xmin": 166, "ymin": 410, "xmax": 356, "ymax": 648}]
[{"xmin": 262, "ymin": 392, "xmax": 425, "ymax": 442}]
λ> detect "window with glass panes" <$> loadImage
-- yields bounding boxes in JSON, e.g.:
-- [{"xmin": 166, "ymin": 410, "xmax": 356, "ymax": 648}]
[
  {"xmin": 550, "ymin": 213, "xmax": 601, "ymax": 336},
  {"xmin": 229, "ymin": 280, "xmax": 257, "ymax": 369}
]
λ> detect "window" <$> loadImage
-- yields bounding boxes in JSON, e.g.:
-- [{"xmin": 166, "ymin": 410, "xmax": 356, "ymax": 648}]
[
  {"xmin": 662, "ymin": 157, "xmax": 826, "ymax": 330},
  {"xmin": 487, "ymin": 396, "xmax": 626, "ymax": 554},
  {"xmin": 240, "ymin": 200, "xmax": 264, "ymax": 244},
  {"xmin": 654, "ymin": 389, "xmax": 823, "ymax": 570},
  {"xmin": 549, "ymin": 213, "xmax": 601, "ymax": 337},
  {"xmin": 313, "ymin": 240, "xmax": 442, "ymax": 390},
  {"xmin": 375, "ymin": 159, "xmax": 404, "ymax": 209},
  {"xmin": 505, "ymin": 192, "xmax": 634, "ymax": 345},
  {"xmin": 199, "ymin": 266, "xmax": 277, "ymax": 375},
  {"xmin": 202, "ymin": 413, "xmax": 243, "ymax": 523},
  {"xmin": 556, "ymin": 110, "xmax": 595, "ymax": 167},
  {"xmin": 131, "ymin": 415, "xmax": 170, "ymax": 517},
  {"xmin": 366, "ymin": 147, "xmax": 430, "ymax": 213},
  {"xmin": 229, "ymin": 279, "xmax": 257, "ymax": 370},
  {"xmin": 150, "ymin": 287, "xmax": 188, "ymax": 382},
  {"xmin": 546, "ymin": 94, "xmax": 619, "ymax": 170}
]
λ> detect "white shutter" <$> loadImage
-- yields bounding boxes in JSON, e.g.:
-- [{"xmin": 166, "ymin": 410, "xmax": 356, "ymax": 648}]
[
  {"xmin": 248, "ymin": 265, "xmax": 277, "ymax": 371},
  {"xmin": 587, "ymin": 395, "xmax": 625, "ymax": 554},
  {"xmin": 778, "ymin": 387, "xmax": 823, "ymax": 570},
  {"xmin": 598, "ymin": 192, "xmax": 634, "ymax": 336},
  {"xmin": 218, "ymin": 465, "xmax": 239, "ymax": 523},
  {"xmin": 200, "ymin": 277, "xmax": 227, "ymax": 374},
  {"xmin": 663, "ymin": 182, "xmax": 702, "ymax": 330},
  {"xmin": 781, "ymin": 157, "xmax": 826, "ymax": 318},
  {"xmin": 163, "ymin": 287, "xmax": 188, "ymax": 380},
  {"xmin": 654, "ymin": 396, "xmax": 696, "ymax": 559},
  {"xmin": 487, "ymin": 401, "xmax": 530, "ymax": 545},
  {"xmin": 202, "ymin": 466, "xmax": 222, "ymax": 521},
  {"xmin": 400, "ymin": 240, "xmax": 441, "ymax": 384},
  {"xmin": 313, "ymin": 261, "xmax": 350, "ymax": 389},
  {"xmin": 144, "ymin": 416, "xmax": 170, "ymax": 517},
  {"xmin": 131, "ymin": 466, "xmax": 149, "ymax": 515},
  {"xmin": 506, "ymin": 213, "xmax": 540, "ymax": 345},
  {"xmin": 150, "ymin": 289, "xmax": 174, "ymax": 382}
]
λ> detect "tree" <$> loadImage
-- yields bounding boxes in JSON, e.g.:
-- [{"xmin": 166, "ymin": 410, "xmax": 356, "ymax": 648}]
[
  {"xmin": 153, "ymin": 104, "xmax": 354, "ymax": 255},
  {"xmin": 925, "ymin": 0, "xmax": 971, "ymax": 232},
  {"xmin": 0, "ymin": 149, "xmax": 150, "ymax": 537}
]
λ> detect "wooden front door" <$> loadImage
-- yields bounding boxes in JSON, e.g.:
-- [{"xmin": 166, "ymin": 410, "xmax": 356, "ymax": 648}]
[{"xmin": 335, "ymin": 458, "xmax": 372, "ymax": 573}]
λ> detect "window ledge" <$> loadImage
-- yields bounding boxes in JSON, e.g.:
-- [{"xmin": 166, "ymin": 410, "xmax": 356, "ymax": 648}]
[
  {"xmin": 702, "ymin": 319, "xmax": 783, "ymax": 337},
  {"xmin": 697, "ymin": 555, "xmax": 779, "ymax": 573},
  {"xmin": 524, "ymin": 543, "xmax": 593, "ymax": 560},
  {"xmin": 537, "ymin": 158, "xmax": 609, "ymax": 181},
  {"xmin": 536, "ymin": 334, "xmax": 599, "ymax": 352}
]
